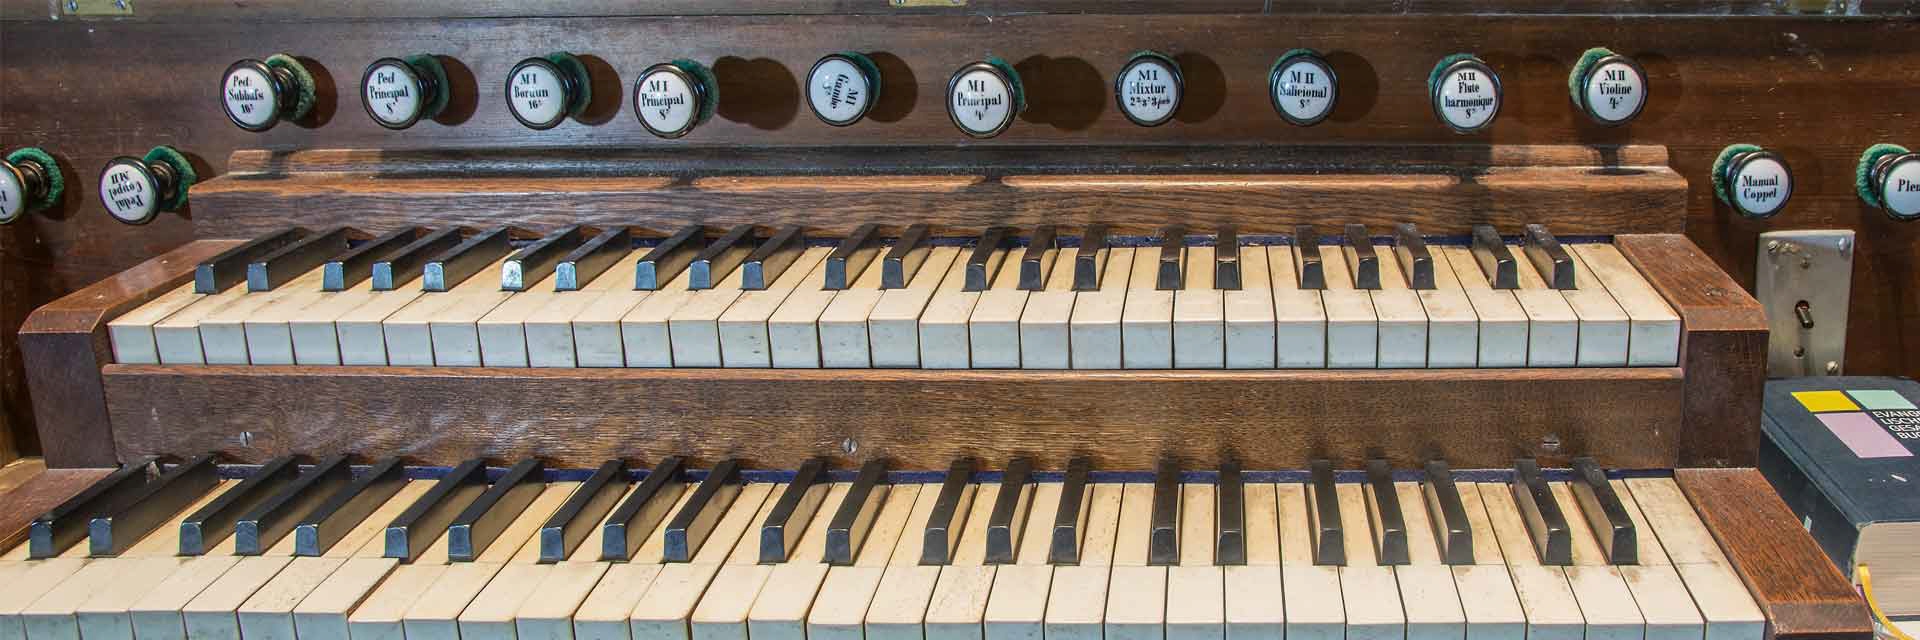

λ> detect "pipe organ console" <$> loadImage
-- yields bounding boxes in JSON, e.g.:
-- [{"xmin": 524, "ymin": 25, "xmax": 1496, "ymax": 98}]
[{"xmin": 0, "ymin": 6, "xmax": 1898, "ymax": 640}]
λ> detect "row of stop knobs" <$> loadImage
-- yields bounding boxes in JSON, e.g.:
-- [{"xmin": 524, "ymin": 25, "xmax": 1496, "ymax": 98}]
[{"xmin": 3, "ymin": 142, "xmax": 1917, "ymax": 226}]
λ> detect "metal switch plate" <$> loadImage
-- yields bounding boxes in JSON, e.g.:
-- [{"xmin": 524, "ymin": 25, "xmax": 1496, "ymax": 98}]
[{"xmin": 1757, "ymin": 230, "xmax": 1853, "ymax": 378}]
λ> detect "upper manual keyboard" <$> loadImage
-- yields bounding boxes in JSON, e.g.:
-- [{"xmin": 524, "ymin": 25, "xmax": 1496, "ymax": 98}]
[{"xmin": 108, "ymin": 223, "xmax": 1681, "ymax": 370}]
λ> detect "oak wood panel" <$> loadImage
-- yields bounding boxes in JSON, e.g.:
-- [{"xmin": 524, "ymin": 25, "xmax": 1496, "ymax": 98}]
[
  {"xmin": 0, "ymin": 466, "xmax": 114, "ymax": 553},
  {"xmin": 17, "ymin": 240, "xmax": 243, "ymax": 468},
  {"xmin": 1616, "ymin": 234, "xmax": 1769, "ymax": 467},
  {"xmin": 1674, "ymin": 468, "xmax": 1873, "ymax": 640},
  {"xmin": 102, "ymin": 365, "xmax": 1684, "ymax": 471}
]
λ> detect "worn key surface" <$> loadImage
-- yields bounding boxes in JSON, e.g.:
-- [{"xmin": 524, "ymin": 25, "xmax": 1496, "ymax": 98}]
[
  {"xmin": 1307, "ymin": 460, "xmax": 1343, "ymax": 565},
  {"xmin": 984, "ymin": 457, "xmax": 1035, "ymax": 564},
  {"xmin": 1363, "ymin": 459, "xmax": 1410, "ymax": 566},
  {"xmin": 447, "ymin": 459, "xmax": 547, "ymax": 562},
  {"xmin": 179, "ymin": 455, "xmax": 299, "ymax": 556},
  {"xmin": 760, "ymin": 458, "xmax": 831, "ymax": 564},
  {"xmin": 1421, "ymin": 460, "xmax": 1474, "ymax": 565},
  {"xmin": 922, "ymin": 459, "xmax": 977, "ymax": 565},
  {"xmin": 825, "ymin": 223, "xmax": 882, "ymax": 291},
  {"xmin": 664, "ymin": 459, "xmax": 744, "ymax": 562},
  {"xmin": 540, "ymin": 460, "xmax": 629, "ymax": 563},
  {"xmin": 294, "ymin": 457, "xmax": 406, "ymax": 557},
  {"xmin": 386, "ymin": 458, "xmax": 489, "ymax": 562},
  {"xmin": 1511, "ymin": 459, "xmax": 1572, "ymax": 565},
  {"xmin": 824, "ymin": 459, "xmax": 890, "ymax": 566}
]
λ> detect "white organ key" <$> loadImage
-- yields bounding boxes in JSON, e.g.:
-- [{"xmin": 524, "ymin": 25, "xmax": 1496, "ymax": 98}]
[
  {"xmin": 1551, "ymin": 248, "xmax": 1631, "ymax": 366},
  {"xmin": 403, "ymin": 482, "xmax": 579, "ymax": 640},
  {"xmin": 571, "ymin": 279, "xmax": 655, "ymax": 368},
  {"xmin": 1477, "ymin": 482, "xmax": 1584, "ymax": 640},
  {"xmin": 746, "ymin": 483, "xmax": 854, "ymax": 640},
  {"xmin": 476, "ymin": 271, "xmax": 564, "ymax": 367},
  {"xmin": 969, "ymin": 245, "xmax": 1034, "ymax": 369},
  {"xmin": 924, "ymin": 480, "xmax": 1000, "ymax": 640},
  {"xmin": 1018, "ymin": 250, "xmax": 1080, "ymax": 369},
  {"xmin": 1578, "ymin": 481, "xmax": 1704, "ymax": 640},
  {"xmin": 670, "ymin": 268, "xmax": 757, "ymax": 368},
  {"xmin": 1173, "ymin": 246, "xmax": 1226, "ymax": 369},
  {"xmin": 452, "ymin": 482, "xmax": 594, "ymax": 640},
  {"xmin": 508, "ymin": 482, "xmax": 641, "ymax": 640},
  {"xmin": 1044, "ymin": 483, "xmax": 1123, "ymax": 640},
  {"xmin": 381, "ymin": 256, "xmax": 513, "ymax": 366},
  {"xmin": 1317, "ymin": 247, "xmax": 1378, "ymax": 368},
  {"xmin": 150, "ymin": 282, "xmax": 251, "ymax": 364},
  {"xmin": 126, "ymin": 501, "xmax": 254, "ymax": 640},
  {"xmin": 1069, "ymin": 246, "xmax": 1135, "ymax": 369},
  {"xmin": 568, "ymin": 486, "xmax": 702, "ymax": 640},
  {"xmin": 1392, "ymin": 482, "xmax": 1467, "ymax": 640},
  {"xmin": 1269, "ymin": 246, "xmax": 1327, "ymax": 368},
  {"xmin": 281, "ymin": 480, "xmax": 440, "ymax": 640},
  {"xmin": 0, "ymin": 540, "xmax": 91, "ymax": 640},
  {"xmin": 1105, "ymin": 482, "xmax": 1165, "ymax": 640},
  {"xmin": 622, "ymin": 260, "xmax": 720, "ymax": 367},
  {"xmin": 721, "ymin": 246, "xmax": 832, "ymax": 368},
  {"xmin": 179, "ymin": 499, "xmax": 318, "ymax": 640},
  {"xmin": 1437, "ymin": 245, "xmax": 1528, "ymax": 368},
  {"xmin": 522, "ymin": 246, "xmax": 646, "ymax": 368},
  {"xmin": 1167, "ymin": 483, "xmax": 1223, "ymax": 640},
  {"xmin": 109, "ymin": 282, "xmax": 201, "ymax": 364},
  {"xmin": 1224, "ymin": 244, "xmax": 1277, "ymax": 369},
  {"xmin": 1277, "ymin": 483, "xmax": 1343, "ymax": 640},
  {"xmin": 328, "ymin": 283, "xmax": 429, "ymax": 366},
  {"xmin": 867, "ymin": 246, "xmax": 963, "ymax": 368},
  {"xmin": 427, "ymin": 267, "xmax": 529, "ymax": 368},
  {"xmin": 197, "ymin": 266, "xmax": 329, "ymax": 364},
  {"xmin": 347, "ymin": 494, "xmax": 472, "ymax": 640},
  {"xmin": 766, "ymin": 253, "xmax": 840, "ymax": 369},
  {"xmin": 1448, "ymin": 478, "xmax": 1526, "ymax": 640},
  {"xmin": 1122, "ymin": 246, "xmax": 1176, "ymax": 369},
  {"xmin": 630, "ymin": 483, "xmax": 778, "ymax": 640},
  {"xmin": 1372, "ymin": 242, "xmax": 1430, "ymax": 368},
  {"xmin": 1569, "ymin": 244, "xmax": 1681, "ymax": 366},
  {"xmin": 1547, "ymin": 482, "xmax": 1646, "ymax": 640},
  {"xmin": 817, "ymin": 245, "xmax": 896, "ymax": 368},
  {"xmin": 1419, "ymin": 247, "xmax": 1480, "ymax": 368},
  {"xmin": 865, "ymin": 482, "xmax": 950, "ymax": 640},
  {"xmin": 919, "ymin": 249, "xmax": 996, "ymax": 369},
  {"xmin": 30, "ymin": 479, "xmax": 232, "ymax": 640},
  {"xmin": 807, "ymin": 485, "xmax": 920, "ymax": 640},
  {"xmin": 1618, "ymin": 479, "xmax": 1763, "ymax": 640},
  {"xmin": 1336, "ymin": 483, "xmax": 1406, "ymax": 640},
  {"xmin": 238, "ymin": 479, "xmax": 432, "ymax": 640},
  {"xmin": 1224, "ymin": 483, "xmax": 1284, "ymax": 640},
  {"xmin": 982, "ymin": 482, "xmax": 1063, "ymax": 640},
  {"xmin": 249, "ymin": 277, "xmax": 369, "ymax": 366},
  {"xmin": 1509, "ymin": 250, "xmax": 1580, "ymax": 367}
]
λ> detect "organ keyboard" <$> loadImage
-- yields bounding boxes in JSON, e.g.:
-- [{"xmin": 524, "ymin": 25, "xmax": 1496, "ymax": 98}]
[{"xmin": 0, "ymin": 457, "xmax": 1772, "ymax": 640}]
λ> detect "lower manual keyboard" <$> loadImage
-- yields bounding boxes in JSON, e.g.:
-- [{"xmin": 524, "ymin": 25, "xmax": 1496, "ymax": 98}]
[{"xmin": 0, "ymin": 456, "xmax": 1764, "ymax": 640}]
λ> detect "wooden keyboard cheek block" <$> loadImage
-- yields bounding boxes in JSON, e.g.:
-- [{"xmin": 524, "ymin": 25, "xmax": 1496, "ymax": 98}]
[{"xmin": 1677, "ymin": 469, "xmax": 1873, "ymax": 640}]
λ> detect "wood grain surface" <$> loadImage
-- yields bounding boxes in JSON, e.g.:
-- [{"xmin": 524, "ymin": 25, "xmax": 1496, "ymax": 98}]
[
  {"xmin": 1675, "ymin": 468, "xmax": 1874, "ymax": 640},
  {"xmin": 0, "ymin": 466, "xmax": 114, "ymax": 553}
]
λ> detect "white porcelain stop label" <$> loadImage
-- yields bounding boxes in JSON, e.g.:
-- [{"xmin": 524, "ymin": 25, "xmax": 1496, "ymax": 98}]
[
  {"xmin": 950, "ymin": 68, "xmax": 1014, "ymax": 136},
  {"xmin": 1435, "ymin": 64, "xmax": 1499, "ymax": 132},
  {"xmin": 508, "ymin": 62, "xmax": 568, "ymax": 128},
  {"xmin": 1882, "ymin": 156, "xmax": 1920, "ymax": 219},
  {"xmin": 222, "ymin": 64, "xmax": 278, "ymax": 129},
  {"xmin": 100, "ymin": 160, "xmax": 158, "ymax": 224},
  {"xmin": 364, "ymin": 61, "xmax": 424, "ymax": 126},
  {"xmin": 1583, "ymin": 60, "xmax": 1646, "ymax": 124},
  {"xmin": 1272, "ymin": 57, "xmax": 1336, "ymax": 125},
  {"xmin": 0, "ymin": 164, "xmax": 23, "ymax": 223},
  {"xmin": 1733, "ymin": 156, "xmax": 1792, "ymax": 217},
  {"xmin": 808, "ymin": 57, "xmax": 872, "ymax": 126},
  {"xmin": 636, "ymin": 67, "xmax": 698, "ymax": 136},
  {"xmin": 1117, "ymin": 57, "xmax": 1180, "ymax": 126}
]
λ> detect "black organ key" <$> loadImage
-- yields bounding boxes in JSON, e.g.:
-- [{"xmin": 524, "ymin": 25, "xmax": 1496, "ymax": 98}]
[
  {"xmin": 1363, "ymin": 459, "xmax": 1409, "ymax": 565},
  {"xmin": 1071, "ymin": 225, "xmax": 1110, "ymax": 292},
  {"xmin": 689, "ymin": 224, "xmax": 757, "ymax": 290},
  {"xmin": 1018, "ymin": 225, "xmax": 1058, "ymax": 291},
  {"xmin": 557, "ymin": 227, "xmax": 633, "ymax": 291},
  {"xmin": 1216, "ymin": 461, "xmax": 1247, "ymax": 566},
  {"xmin": 386, "ymin": 457, "xmax": 489, "ymax": 562},
  {"xmin": 503, "ymin": 226, "xmax": 587, "ymax": 291},
  {"xmin": 603, "ymin": 457, "xmax": 686, "ymax": 561},
  {"xmin": 636, "ymin": 225, "xmax": 707, "ymax": 291},
  {"xmin": 1294, "ymin": 225, "xmax": 1327, "ymax": 290},
  {"xmin": 742, "ymin": 225, "xmax": 807, "ymax": 291},
  {"xmin": 92, "ymin": 454, "xmax": 220, "ymax": 556},
  {"xmin": 325, "ymin": 227, "xmax": 419, "ymax": 292},
  {"xmin": 1308, "ymin": 459, "xmax": 1345, "ymax": 566},
  {"xmin": 825, "ymin": 459, "xmax": 890, "ymax": 566},
  {"xmin": 1148, "ymin": 460, "xmax": 1180, "ymax": 566},
  {"xmin": 1421, "ymin": 460, "xmax": 1474, "ymax": 565},
  {"xmin": 540, "ymin": 460, "xmax": 629, "ymax": 563},
  {"xmin": 880, "ymin": 223, "xmax": 933, "ymax": 290},
  {"xmin": 1523, "ymin": 224, "xmax": 1577, "ymax": 290},
  {"xmin": 294, "ymin": 457, "xmax": 406, "ymax": 557},
  {"xmin": 964, "ymin": 227, "xmax": 1016, "ymax": 292},
  {"xmin": 30, "ymin": 457, "xmax": 160, "ymax": 558},
  {"xmin": 424, "ymin": 226, "xmax": 514, "ymax": 292},
  {"xmin": 374, "ymin": 227, "xmax": 462, "ymax": 291},
  {"xmin": 238, "ymin": 454, "xmax": 356, "ymax": 556},
  {"xmin": 984, "ymin": 457, "xmax": 1035, "ymax": 564},
  {"xmin": 1215, "ymin": 226, "xmax": 1242, "ymax": 291},
  {"xmin": 449, "ymin": 459, "xmax": 547, "ymax": 562},
  {"xmin": 179, "ymin": 455, "xmax": 300, "ymax": 556},
  {"xmin": 1470, "ymin": 225, "xmax": 1519, "ymax": 290},
  {"xmin": 1343, "ymin": 224, "xmax": 1381, "ymax": 290},
  {"xmin": 1511, "ymin": 458, "xmax": 1572, "ymax": 565},
  {"xmin": 1155, "ymin": 225, "xmax": 1186, "ymax": 291},
  {"xmin": 761, "ymin": 457, "xmax": 831, "ymax": 563},
  {"xmin": 921, "ymin": 458, "xmax": 976, "ymax": 565},
  {"xmin": 1393, "ymin": 224, "xmax": 1436, "ymax": 290},
  {"xmin": 196, "ymin": 227, "xmax": 306, "ymax": 294},
  {"xmin": 1049, "ymin": 457, "xmax": 1092, "ymax": 565},
  {"xmin": 826, "ymin": 223, "xmax": 883, "ymax": 291},
  {"xmin": 1570, "ymin": 457, "xmax": 1637, "ymax": 564},
  {"xmin": 663, "ymin": 458, "xmax": 744, "ymax": 562},
  {"xmin": 248, "ymin": 226, "xmax": 353, "ymax": 292}
]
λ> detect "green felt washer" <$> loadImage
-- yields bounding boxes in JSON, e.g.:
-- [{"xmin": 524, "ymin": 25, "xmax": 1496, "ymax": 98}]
[
  {"xmin": 671, "ymin": 59, "xmax": 719, "ymax": 126},
  {"xmin": 547, "ymin": 52, "xmax": 593, "ymax": 117},
  {"xmin": 6, "ymin": 147, "xmax": 63, "ymax": 211},
  {"xmin": 985, "ymin": 56, "xmax": 1027, "ymax": 113},
  {"xmin": 838, "ymin": 51, "xmax": 882, "ymax": 97},
  {"xmin": 1856, "ymin": 143, "xmax": 1910, "ymax": 209},
  {"xmin": 406, "ymin": 54, "xmax": 452, "ymax": 120},
  {"xmin": 265, "ymin": 53, "xmax": 316, "ymax": 122},
  {"xmin": 1567, "ymin": 47, "xmax": 1613, "ymax": 107},
  {"xmin": 143, "ymin": 145, "xmax": 196, "ymax": 212},
  {"xmin": 1711, "ymin": 143, "xmax": 1762, "ymax": 206}
]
